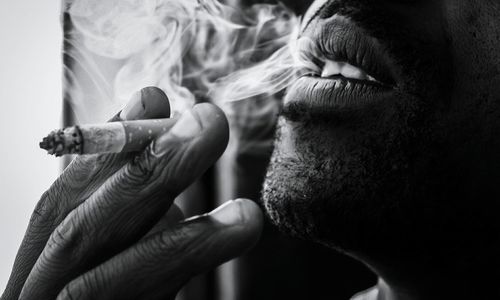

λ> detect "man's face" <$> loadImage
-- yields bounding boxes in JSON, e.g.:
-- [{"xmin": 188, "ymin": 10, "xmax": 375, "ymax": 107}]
[{"xmin": 262, "ymin": 0, "xmax": 500, "ymax": 262}]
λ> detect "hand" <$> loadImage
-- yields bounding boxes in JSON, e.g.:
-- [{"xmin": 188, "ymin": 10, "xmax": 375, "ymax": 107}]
[{"xmin": 1, "ymin": 87, "xmax": 263, "ymax": 300}]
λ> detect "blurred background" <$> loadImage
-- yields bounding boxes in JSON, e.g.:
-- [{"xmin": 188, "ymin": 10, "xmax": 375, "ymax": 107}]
[
  {"xmin": 0, "ymin": 0, "xmax": 62, "ymax": 291},
  {"xmin": 0, "ymin": 0, "xmax": 377, "ymax": 298}
]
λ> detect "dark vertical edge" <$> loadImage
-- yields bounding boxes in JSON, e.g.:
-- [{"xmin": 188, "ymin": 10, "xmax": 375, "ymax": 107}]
[{"xmin": 61, "ymin": 0, "xmax": 77, "ymax": 169}]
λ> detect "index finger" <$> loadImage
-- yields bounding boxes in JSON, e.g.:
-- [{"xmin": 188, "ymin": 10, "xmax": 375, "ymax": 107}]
[
  {"xmin": 2, "ymin": 87, "xmax": 170, "ymax": 300},
  {"xmin": 20, "ymin": 103, "xmax": 230, "ymax": 300}
]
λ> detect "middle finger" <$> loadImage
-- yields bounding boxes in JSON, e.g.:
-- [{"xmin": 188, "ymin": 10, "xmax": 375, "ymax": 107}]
[{"xmin": 20, "ymin": 103, "xmax": 229, "ymax": 300}]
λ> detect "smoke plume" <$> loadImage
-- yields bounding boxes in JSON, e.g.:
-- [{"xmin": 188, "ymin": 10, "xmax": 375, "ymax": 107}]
[
  {"xmin": 64, "ymin": 0, "xmax": 305, "ymax": 113},
  {"xmin": 63, "ymin": 0, "xmax": 319, "ymax": 154}
]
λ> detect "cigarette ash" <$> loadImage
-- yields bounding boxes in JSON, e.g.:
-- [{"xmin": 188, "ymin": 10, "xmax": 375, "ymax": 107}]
[
  {"xmin": 63, "ymin": 0, "xmax": 310, "ymax": 155},
  {"xmin": 39, "ymin": 127, "xmax": 84, "ymax": 157}
]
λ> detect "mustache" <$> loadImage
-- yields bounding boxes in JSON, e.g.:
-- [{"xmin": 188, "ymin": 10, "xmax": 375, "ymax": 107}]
[{"xmin": 302, "ymin": 0, "xmax": 453, "ymax": 100}]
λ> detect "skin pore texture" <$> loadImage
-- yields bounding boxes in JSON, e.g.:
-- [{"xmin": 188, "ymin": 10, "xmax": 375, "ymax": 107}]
[{"xmin": 262, "ymin": 1, "xmax": 500, "ymax": 299}]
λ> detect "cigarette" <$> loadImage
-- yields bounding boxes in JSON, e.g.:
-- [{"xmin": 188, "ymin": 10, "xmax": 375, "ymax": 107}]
[{"xmin": 40, "ymin": 118, "xmax": 176, "ymax": 156}]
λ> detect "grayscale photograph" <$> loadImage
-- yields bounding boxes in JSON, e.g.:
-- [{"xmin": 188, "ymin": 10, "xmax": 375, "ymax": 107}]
[{"xmin": 1, "ymin": 0, "xmax": 499, "ymax": 299}]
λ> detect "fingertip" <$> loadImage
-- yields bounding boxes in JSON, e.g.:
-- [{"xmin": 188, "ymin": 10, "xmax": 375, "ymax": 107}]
[
  {"xmin": 209, "ymin": 199, "xmax": 264, "ymax": 248},
  {"xmin": 154, "ymin": 103, "xmax": 229, "ymax": 156},
  {"xmin": 141, "ymin": 87, "xmax": 171, "ymax": 119},
  {"xmin": 233, "ymin": 198, "xmax": 264, "ymax": 234},
  {"xmin": 234, "ymin": 198, "xmax": 264, "ymax": 249},
  {"xmin": 121, "ymin": 87, "xmax": 171, "ymax": 120},
  {"xmin": 191, "ymin": 103, "xmax": 229, "ymax": 146}
]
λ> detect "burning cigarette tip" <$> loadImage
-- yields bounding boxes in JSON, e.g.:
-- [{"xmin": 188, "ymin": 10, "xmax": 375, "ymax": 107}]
[{"xmin": 39, "ymin": 127, "xmax": 84, "ymax": 157}]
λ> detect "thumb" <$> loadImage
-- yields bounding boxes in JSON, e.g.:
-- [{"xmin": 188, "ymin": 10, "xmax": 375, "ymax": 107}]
[
  {"xmin": 57, "ymin": 199, "xmax": 263, "ymax": 300},
  {"xmin": 182, "ymin": 198, "xmax": 264, "ymax": 256}
]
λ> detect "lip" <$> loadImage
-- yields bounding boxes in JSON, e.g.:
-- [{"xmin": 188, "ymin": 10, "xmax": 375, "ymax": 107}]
[
  {"xmin": 284, "ymin": 75, "xmax": 396, "ymax": 118},
  {"xmin": 285, "ymin": 15, "xmax": 398, "ymax": 117}
]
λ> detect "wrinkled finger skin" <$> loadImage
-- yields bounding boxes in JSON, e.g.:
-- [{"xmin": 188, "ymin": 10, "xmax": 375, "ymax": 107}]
[
  {"xmin": 2, "ymin": 150, "xmax": 131, "ymax": 299},
  {"xmin": 1, "ymin": 87, "xmax": 170, "ymax": 300},
  {"xmin": 19, "ymin": 103, "xmax": 230, "ymax": 300},
  {"xmin": 58, "ymin": 199, "xmax": 263, "ymax": 300}
]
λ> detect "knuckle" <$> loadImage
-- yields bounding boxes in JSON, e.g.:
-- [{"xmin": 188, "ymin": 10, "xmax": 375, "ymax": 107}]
[
  {"xmin": 65, "ymin": 156, "xmax": 99, "ymax": 183},
  {"xmin": 126, "ymin": 149, "xmax": 159, "ymax": 184},
  {"xmin": 33, "ymin": 190, "xmax": 53, "ymax": 220},
  {"xmin": 121, "ymin": 139, "xmax": 195, "ymax": 197},
  {"xmin": 31, "ymin": 189, "xmax": 62, "ymax": 229},
  {"xmin": 90, "ymin": 193, "xmax": 115, "ymax": 220},
  {"xmin": 133, "ymin": 242, "xmax": 156, "ymax": 262},
  {"xmin": 92, "ymin": 266, "xmax": 106, "ymax": 286},
  {"xmin": 155, "ymin": 228, "xmax": 204, "ymax": 272},
  {"xmin": 48, "ymin": 211, "xmax": 83, "ymax": 255},
  {"xmin": 32, "ymin": 160, "xmax": 95, "ymax": 230},
  {"xmin": 58, "ymin": 283, "xmax": 81, "ymax": 300},
  {"xmin": 157, "ymin": 229, "xmax": 188, "ymax": 253},
  {"xmin": 60, "ymin": 270, "xmax": 103, "ymax": 300},
  {"xmin": 81, "ymin": 271, "xmax": 99, "ymax": 294},
  {"xmin": 94, "ymin": 152, "xmax": 130, "ymax": 171}
]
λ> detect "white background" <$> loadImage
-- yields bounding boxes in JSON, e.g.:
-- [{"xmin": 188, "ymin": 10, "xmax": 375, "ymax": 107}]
[{"xmin": 0, "ymin": 0, "xmax": 62, "ymax": 291}]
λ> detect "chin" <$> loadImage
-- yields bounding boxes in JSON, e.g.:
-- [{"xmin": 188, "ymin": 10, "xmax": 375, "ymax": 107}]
[
  {"xmin": 261, "ymin": 89, "xmax": 500, "ymax": 266},
  {"xmin": 261, "ymin": 3, "xmax": 455, "ymax": 258},
  {"xmin": 262, "ymin": 0, "xmax": 500, "ymax": 285},
  {"xmin": 261, "ymin": 93, "xmax": 434, "ymax": 255}
]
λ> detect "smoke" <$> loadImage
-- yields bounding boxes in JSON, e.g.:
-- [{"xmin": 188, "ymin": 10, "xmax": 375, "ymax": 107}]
[
  {"xmin": 64, "ymin": 0, "xmax": 303, "ymax": 113},
  {"xmin": 63, "ymin": 0, "xmax": 315, "ymax": 154}
]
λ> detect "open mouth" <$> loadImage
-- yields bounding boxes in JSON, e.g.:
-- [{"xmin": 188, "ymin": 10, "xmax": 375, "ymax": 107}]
[
  {"xmin": 285, "ymin": 14, "xmax": 398, "ymax": 116},
  {"xmin": 321, "ymin": 60, "xmax": 378, "ymax": 82}
]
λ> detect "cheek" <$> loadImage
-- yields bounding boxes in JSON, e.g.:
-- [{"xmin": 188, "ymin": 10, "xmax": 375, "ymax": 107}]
[
  {"xmin": 439, "ymin": 1, "xmax": 500, "ymax": 165},
  {"xmin": 444, "ymin": 1, "xmax": 500, "ymax": 113}
]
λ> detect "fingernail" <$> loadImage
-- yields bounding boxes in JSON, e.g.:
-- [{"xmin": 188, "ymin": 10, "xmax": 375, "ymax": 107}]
[
  {"xmin": 120, "ymin": 90, "xmax": 145, "ymax": 120},
  {"xmin": 181, "ymin": 201, "xmax": 234, "ymax": 224},
  {"xmin": 179, "ymin": 201, "xmax": 233, "ymax": 225},
  {"xmin": 209, "ymin": 200, "xmax": 235, "ymax": 215},
  {"xmin": 180, "ymin": 200, "xmax": 256, "ymax": 226},
  {"xmin": 210, "ymin": 200, "xmax": 245, "ymax": 225},
  {"xmin": 120, "ymin": 87, "xmax": 171, "ymax": 120}
]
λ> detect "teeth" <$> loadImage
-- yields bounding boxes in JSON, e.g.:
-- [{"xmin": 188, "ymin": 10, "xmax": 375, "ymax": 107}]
[{"xmin": 321, "ymin": 60, "xmax": 376, "ymax": 81}]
